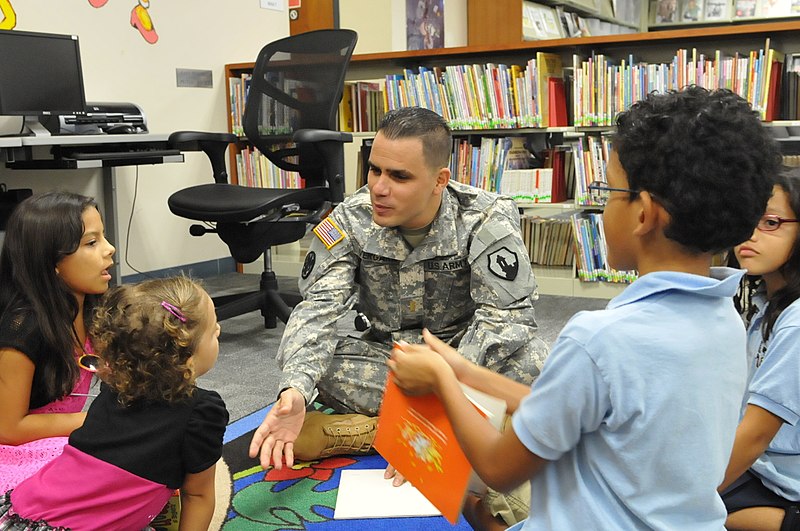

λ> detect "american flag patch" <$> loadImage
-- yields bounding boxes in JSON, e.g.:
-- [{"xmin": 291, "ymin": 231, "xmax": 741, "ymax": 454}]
[{"xmin": 313, "ymin": 217, "xmax": 345, "ymax": 249}]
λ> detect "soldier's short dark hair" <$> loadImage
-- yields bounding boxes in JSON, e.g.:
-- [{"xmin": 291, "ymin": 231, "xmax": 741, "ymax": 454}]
[
  {"xmin": 613, "ymin": 85, "xmax": 780, "ymax": 253},
  {"xmin": 377, "ymin": 107, "xmax": 452, "ymax": 171}
]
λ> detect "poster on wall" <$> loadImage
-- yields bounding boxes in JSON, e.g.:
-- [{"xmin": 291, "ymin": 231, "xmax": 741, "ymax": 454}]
[
  {"xmin": 0, "ymin": 0, "xmax": 16, "ymax": 29},
  {"xmin": 406, "ymin": 0, "xmax": 444, "ymax": 51},
  {"xmin": 89, "ymin": 0, "xmax": 158, "ymax": 44}
]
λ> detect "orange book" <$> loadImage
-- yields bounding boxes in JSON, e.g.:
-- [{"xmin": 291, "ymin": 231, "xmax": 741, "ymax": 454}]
[{"xmin": 374, "ymin": 375, "xmax": 506, "ymax": 524}]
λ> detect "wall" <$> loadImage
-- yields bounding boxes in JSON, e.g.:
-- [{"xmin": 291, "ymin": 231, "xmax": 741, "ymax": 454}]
[
  {"xmin": 0, "ymin": 0, "xmax": 288, "ymax": 276},
  {"xmin": 339, "ymin": 0, "xmax": 465, "ymax": 54}
]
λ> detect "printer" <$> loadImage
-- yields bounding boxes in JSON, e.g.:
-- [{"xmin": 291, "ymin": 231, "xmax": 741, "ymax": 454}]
[{"xmin": 43, "ymin": 102, "xmax": 149, "ymax": 135}]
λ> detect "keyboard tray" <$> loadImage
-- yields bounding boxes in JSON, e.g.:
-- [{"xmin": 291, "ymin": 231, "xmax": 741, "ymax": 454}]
[{"xmin": 66, "ymin": 149, "xmax": 181, "ymax": 160}]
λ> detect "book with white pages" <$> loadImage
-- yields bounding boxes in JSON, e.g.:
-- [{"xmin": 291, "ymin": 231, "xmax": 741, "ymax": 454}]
[{"xmin": 333, "ymin": 469, "xmax": 441, "ymax": 519}]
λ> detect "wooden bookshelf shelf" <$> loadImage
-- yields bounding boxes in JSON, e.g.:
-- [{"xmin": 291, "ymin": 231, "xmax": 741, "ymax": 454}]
[
  {"xmin": 226, "ymin": 19, "xmax": 800, "ymax": 298},
  {"xmin": 348, "ymin": 21, "xmax": 800, "ymax": 65}
]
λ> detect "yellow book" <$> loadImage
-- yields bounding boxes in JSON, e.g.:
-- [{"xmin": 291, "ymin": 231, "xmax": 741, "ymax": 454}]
[
  {"xmin": 509, "ymin": 64, "xmax": 522, "ymax": 126},
  {"xmin": 536, "ymin": 52, "xmax": 563, "ymax": 128},
  {"xmin": 339, "ymin": 82, "xmax": 354, "ymax": 132}
]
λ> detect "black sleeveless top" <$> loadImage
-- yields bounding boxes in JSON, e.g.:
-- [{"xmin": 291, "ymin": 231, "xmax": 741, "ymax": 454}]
[{"xmin": 0, "ymin": 307, "xmax": 60, "ymax": 409}]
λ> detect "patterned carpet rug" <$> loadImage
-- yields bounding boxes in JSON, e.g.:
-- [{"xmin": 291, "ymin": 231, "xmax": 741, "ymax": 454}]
[{"xmin": 214, "ymin": 405, "xmax": 474, "ymax": 530}]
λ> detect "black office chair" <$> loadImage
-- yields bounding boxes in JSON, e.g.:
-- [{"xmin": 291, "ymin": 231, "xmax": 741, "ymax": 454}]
[{"xmin": 167, "ymin": 29, "xmax": 358, "ymax": 329}]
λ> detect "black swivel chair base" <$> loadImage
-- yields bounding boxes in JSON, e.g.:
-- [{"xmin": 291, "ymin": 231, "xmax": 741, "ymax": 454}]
[{"xmin": 213, "ymin": 270, "xmax": 302, "ymax": 329}]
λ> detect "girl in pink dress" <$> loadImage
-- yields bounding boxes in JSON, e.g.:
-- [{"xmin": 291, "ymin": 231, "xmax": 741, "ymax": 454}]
[{"xmin": 0, "ymin": 191, "xmax": 115, "ymax": 492}]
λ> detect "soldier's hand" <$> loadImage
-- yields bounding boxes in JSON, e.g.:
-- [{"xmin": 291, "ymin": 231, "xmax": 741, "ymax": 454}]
[
  {"xmin": 248, "ymin": 387, "xmax": 306, "ymax": 470},
  {"xmin": 421, "ymin": 328, "xmax": 473, "ymax": 381},
  {"xmin": 384, "ymin": 464, "xmax": 407, "ymax": 487}
]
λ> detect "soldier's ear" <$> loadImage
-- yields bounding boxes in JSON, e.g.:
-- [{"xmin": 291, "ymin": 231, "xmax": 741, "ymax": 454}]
[{"xmin": 434, "ymin": 167, "xmax": 450, "ymax": 194}]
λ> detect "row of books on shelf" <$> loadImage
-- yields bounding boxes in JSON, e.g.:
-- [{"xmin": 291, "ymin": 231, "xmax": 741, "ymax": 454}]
[
  {"xmin": 574, "ymin": 39, "xmax": 784, "ymax": 125},
  {"xmin": 379, "ymin": 55, "xmax": 568, "ymax": 130},
  {"xmin": 571, "ymin": 212, "xmax": 638, "ymax": 283},
  {"xmin": 448, "ymin": 137, "xmax": 577, "ymax": 204},
  {"xmin": 573, "ymin": 135, "xmax": 611, "ymax": 206},
  {"xmin": 234, "ymin": 144, "xmax": 303, "ymax": 190},
  {"xmin": 339, "ymin": 81, "xmax": 386, "ymax": 133},
  {"xmin": 522, "ymin": 1, "xmax": 640, "ymax": 41},
  {"xmin": 521, "ymin": 210, "xmax": 636, "ymax": 284},
  {"xmin": 333, "ymin": 40, "xmax": 791, "ymax": 134},
  {"xmin": 229, "ymin": 73, "xmax": 251, "ymax": 136},
  {"xmin": 784, "ymin": 53, "xmax": 800, "ymax": 120},
  {"xmin": 654, "ymin": 0, "xmax": 800, "ymax": 25},
  {"xmin": 521, "ymin": 215, "xmax": 575, "ymax": 267},
  {"xmin": 447, "ymin": 133, "xmax": 607, "ymax": 209},
  {"xmin": 228, "ymin": 72, "xmax": 301, "ymax": 136}
]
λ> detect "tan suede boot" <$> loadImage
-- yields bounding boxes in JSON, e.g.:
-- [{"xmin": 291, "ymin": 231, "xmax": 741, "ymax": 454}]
[{"xmin": 293, "ymin": 410, "xmax": 378, "ymax": 460}]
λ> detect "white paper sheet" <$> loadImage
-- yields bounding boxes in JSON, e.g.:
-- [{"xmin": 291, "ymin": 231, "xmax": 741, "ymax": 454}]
[{"xmin": 333, "ymin": 469, "xmax": 442, "ymax": 519}]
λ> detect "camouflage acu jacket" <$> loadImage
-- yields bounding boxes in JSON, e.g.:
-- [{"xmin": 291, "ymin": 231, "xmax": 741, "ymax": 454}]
[{"xmin": 277, "ymin": 180, "xmax": 540, "ymax": 401}]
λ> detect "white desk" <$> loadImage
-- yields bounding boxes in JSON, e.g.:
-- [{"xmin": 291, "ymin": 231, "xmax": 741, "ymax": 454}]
[
  {"xmin": 1, "ymin": 133, "xmax": 184, "ymax": 282},
  {"xmin": 0, "ymin": 137, "xmax": 22, "ymax": 148}
]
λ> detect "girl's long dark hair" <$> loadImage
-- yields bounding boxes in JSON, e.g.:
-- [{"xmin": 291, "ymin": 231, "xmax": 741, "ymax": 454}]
[
  {"xmin": 761, "ymin": 167, "xmax": 800, "ymax": 341},
  {"xmin": 0, "ymin": 191, "xmax": 99, "ymax": 402}
]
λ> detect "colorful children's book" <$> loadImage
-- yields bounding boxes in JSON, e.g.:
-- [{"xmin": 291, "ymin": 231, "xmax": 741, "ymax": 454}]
[{"xmin": 374, "ymin": 375, "xmax": 506, "ymax": 524}]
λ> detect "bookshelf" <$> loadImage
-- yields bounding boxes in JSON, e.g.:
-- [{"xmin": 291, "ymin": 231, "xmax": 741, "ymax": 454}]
[
  {"xmin": 649, "ymin": 0, "xmax": 800, "ymax": 30},
  {"xmin": 468, "ymin": 0, "xmax": 645, "ymax": 48},
  {"xmin": 225, "ymin": 20, "xmax": 800, "ymax": 295}
]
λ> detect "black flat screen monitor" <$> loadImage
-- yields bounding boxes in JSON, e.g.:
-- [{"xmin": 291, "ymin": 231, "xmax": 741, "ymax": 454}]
[{"xmin": 0, "ymin": 29, "xmax": 87, "ymax": 136}]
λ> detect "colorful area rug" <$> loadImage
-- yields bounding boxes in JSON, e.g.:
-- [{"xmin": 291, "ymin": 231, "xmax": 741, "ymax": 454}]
[{"xmin": 216, "ymin": 404, "xmax": 474, "ymax": 530}]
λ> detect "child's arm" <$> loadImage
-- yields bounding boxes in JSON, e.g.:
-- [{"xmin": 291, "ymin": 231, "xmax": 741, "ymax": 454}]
[
  {"xmin": 389, "ymin": 340, "xmax": 547, "ymax": 492},
  {"xmin": 179, "ymin": 464, "xmax": 216, "ymax": 531},
  {"xmin": 0, "ymin": 348, "xmax": 86, "ymax": 444},
  {"xmin": 719, "ymin": 404, "xmax": 783, "ymax": 491},
  {"xmin": 403, "ymin": 329, "xmax": 532, "ymax": 413}
]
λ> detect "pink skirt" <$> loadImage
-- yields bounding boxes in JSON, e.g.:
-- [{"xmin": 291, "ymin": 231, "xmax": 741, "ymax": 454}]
[{"xmin": 0, "ymin": 343, "xmax": 94, "ymax": 492}]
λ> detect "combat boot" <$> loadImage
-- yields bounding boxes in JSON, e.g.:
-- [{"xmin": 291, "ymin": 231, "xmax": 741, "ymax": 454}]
[{"xmin": 293, "ymin": 410, "xmax": 377, "ymax": 460}]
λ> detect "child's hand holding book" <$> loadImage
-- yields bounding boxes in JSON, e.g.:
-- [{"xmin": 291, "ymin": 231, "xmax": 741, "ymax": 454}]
[{"xmin": 388, "ymin": 334, "xmax": 457, "ymax": 396}]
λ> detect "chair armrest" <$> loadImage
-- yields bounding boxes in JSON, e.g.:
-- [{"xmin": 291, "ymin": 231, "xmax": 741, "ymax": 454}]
[
  {"xmin": 168, "ymin": 131, "xmax": 238, "ymax": 184},
  {"xmin": 293, "ymin": 129, "xmax": 353, "ymax": 144},
  {"xmin": 168, "ymin": 131, "xmax": 238, "ymax": 151}
]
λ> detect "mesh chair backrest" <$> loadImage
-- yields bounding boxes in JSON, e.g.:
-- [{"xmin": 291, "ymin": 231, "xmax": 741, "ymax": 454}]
[{"xmin": 243, "ymin": 29, "xmax": 357, "ymax": 187}]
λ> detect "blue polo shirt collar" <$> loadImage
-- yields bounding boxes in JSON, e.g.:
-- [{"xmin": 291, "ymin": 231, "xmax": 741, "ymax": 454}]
[{"xmin": 608, "ymin": 267, "xmax": 745, "ymax": 309}]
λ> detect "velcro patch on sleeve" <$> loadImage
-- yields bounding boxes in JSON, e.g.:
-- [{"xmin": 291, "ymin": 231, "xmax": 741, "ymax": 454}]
[{"xmin": 313, "ymin": 217, "xmax": 345, "ymax": 250}]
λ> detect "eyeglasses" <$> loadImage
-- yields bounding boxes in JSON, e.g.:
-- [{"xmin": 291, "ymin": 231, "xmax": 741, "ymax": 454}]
[
  {"xmin": 757, "ymin": 214, "xmax": 800, "ymax": 232},
  {"xmin": 78, "ymin": 354, "xmax": 101, "ymax": 373},
  {"xmin": 587, "ymin": 180, "xmax": 639, "ymax": 205}
]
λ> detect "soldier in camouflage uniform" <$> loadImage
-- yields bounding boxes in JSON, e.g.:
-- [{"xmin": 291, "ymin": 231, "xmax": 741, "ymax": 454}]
[
  {"xmin": 249, "ymin": 107, "xmax": 546, "ymax": 527},
  {"xmin": 278, "ymin": 169, "xmax": 546, "ymax": 416}
]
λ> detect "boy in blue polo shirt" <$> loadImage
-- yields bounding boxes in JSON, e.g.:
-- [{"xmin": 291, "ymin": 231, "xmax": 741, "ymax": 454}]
[{"xmin": 388, "ymin": 86, "xmax": 781, "ymax": 530}]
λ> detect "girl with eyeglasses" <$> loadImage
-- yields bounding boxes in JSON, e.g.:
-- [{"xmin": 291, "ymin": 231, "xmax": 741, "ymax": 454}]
[
  {"xmin": 1, "ymin": 276, "xmax": 227, "ymax": 531},
  {"xmin": 0, "ymin": 191, "xmax": 114, "ymax": 493},
  {"xmin": 721, "ymin": 167, "xmax": 800, "ymax": 530}
]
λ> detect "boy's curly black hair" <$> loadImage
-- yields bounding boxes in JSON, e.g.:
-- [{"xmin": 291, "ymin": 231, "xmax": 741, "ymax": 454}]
[
  {"xmin": 613, "ymin": 86, "xmax": 781, "ymax": 253},
  {"xmin": 90, "ymin": 276, "xmax": 207, "ymax": 406}
]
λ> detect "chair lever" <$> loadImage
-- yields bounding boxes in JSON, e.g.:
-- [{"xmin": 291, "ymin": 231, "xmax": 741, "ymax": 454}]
[{"xmin": 189, "ymin": 224, "xmax": 217, "ymax": 236}]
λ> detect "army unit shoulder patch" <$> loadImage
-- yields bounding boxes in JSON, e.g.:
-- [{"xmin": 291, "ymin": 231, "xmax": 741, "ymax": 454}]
[
  {"xmin": 313, "ymin": 217, "xmax": 345, "ymax": 250},
  {"xmin": 301, "ymin": 251, "xmax": 316, "ymax": 279},
  {"xmin": 487, "ymin": 247, "xmax": 519, "ymax": 281}
]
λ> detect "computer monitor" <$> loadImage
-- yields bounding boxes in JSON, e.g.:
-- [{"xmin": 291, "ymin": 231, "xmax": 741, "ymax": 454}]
[{"xmin": 0, "ymin": 29, "xmax": 87, "ymax": 136}]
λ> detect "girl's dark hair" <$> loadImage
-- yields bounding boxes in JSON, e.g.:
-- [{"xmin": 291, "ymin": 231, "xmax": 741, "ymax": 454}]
[
  {"xmin": 0, "ymin": 191, "xmax": 99, "ymax": 402},
  {"xmin": 760, "ymin": 167, "xmax": 800, "ymax": 341},
  {"xmin": 90, "ymin": 276, "xmax": 207, "ymax": 406}
]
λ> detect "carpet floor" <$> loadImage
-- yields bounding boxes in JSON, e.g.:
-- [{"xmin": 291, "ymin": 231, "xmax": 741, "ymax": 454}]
[{"xmin": 214, "ymin": 404, "xmax": 474, "ymax": 531}]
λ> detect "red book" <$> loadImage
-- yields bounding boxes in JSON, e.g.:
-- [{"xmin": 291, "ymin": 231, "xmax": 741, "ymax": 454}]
[
  {"xmin": 765, "ymin": 58, "xmax": 783, "ymax": 122},
  {"xmin": 548, "ymin": 77, "xmax": 569, "ymax": 127}
]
